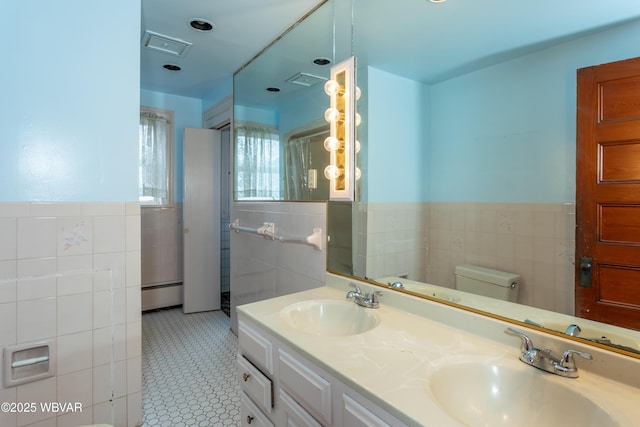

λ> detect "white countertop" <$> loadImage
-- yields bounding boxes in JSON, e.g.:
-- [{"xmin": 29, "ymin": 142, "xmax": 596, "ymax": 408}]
[{"xmin": 236, "ymin": 275, "xmax": 640, "ymax": 426}]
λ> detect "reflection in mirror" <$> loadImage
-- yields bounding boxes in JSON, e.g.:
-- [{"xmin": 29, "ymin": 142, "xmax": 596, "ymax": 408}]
[
  {"xmin": 232, "ymin": 0, "xmax": 640, "ymax": 357},
  {"xmin": 233, "ymin": 0, "xmax": 333, "ymax": 202},
  {"xmin": 349, "ymin": 0, "xmax": 640, "ymax": 355},
  {"xmin": 232, "ymin": 0, "xmax": 354, "ymax": 275}
]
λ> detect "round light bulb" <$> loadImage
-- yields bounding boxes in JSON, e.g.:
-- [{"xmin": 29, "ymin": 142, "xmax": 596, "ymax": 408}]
[
  {"xmin": 324, "ymin": 136, "xmax": 340, "ymax": 151},
  {"xmin": 324, "ymin": 108, "xmax": 340, "ymax": 123},
  {"xmin": 355, "ymin": 140, "xmax": 361, "ymax": 153},
  {"xmin": 355, "ymin": 167, "xmax": 362, "ymax": 181},
  {"xmin": 355, "ymin": 113, "xmax": 362, "ymax": 126},
  {"xmin": 324, "ymin": 79, "xmax": 340, "ymax": 96},
  {"xmin": 355, "ymin": 86, "xmax": 361, "ymax": 100},
  {"xmin": 324, "ymin": 165, "xmax": 340, "ymax": 180}
]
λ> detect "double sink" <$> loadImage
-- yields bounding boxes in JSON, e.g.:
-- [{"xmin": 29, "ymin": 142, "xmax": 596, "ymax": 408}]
[{"xmin": 277, "ymin": 297, "xmax": 623, "ymax": 426}]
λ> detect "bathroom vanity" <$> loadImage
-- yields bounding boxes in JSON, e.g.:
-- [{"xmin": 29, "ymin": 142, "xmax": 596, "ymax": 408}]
[
  {"xmin": 236, "ymin": 273, "xmax": 640, "ymax": 426},
  {"xmin": 237, "ymin": 317, "xmax": 406, "ymax": 426}
]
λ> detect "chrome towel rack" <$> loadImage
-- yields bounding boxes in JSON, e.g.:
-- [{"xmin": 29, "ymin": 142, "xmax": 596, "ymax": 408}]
[{"xmin": 229, "ymin": 219, "xmax": 323, "ymax": 251}]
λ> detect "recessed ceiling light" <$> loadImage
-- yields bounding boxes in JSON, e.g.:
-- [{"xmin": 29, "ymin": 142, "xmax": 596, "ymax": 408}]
[
  {"xmin": 429, "ymin": 0, "xmax": 447, "ymax": 3},
  {"xmin": 189, "ymin": 19, "xmax": 214, "ymax": 32},
  {"xmin": 163, "ymin": 64, "xmax": 182, "ymax": 71},
  {"xmin": 313, "ymin": 57, "xmax": 331, "ymax": 66},
  {"xmin": 266, "ymin": 87, "xmax": 281, "ymax": 92}
]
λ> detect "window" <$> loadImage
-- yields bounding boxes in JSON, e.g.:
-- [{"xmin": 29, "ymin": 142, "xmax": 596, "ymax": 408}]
[
  {"xmin": 235, "ymin": 123, "xmax": 280, "ymax": 199},
  {"xmin": 139, "ymin": 107, "xmax": 173, "ymax": 206}
]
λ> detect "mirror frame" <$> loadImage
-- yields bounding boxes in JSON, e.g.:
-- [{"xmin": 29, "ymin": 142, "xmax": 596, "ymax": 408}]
[{"xmin": 333, "ymin": 270, "xmax": 640, "ymax": 359}]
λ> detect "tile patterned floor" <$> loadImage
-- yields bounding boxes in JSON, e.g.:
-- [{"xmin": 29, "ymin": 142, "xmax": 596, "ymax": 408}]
[{"xmin": 142, "ymin": 308, "xmax": 241, "ymax": 426}]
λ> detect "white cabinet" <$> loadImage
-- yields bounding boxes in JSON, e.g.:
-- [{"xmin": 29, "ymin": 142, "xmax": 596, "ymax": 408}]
[
  {"xmin": 279, "ymin": 348, "xmax": 332, "ymax": 425},
  {"xmin": 237, "ymin": 355, "xmax": 273, "ymax": 413},
  {"xmin": 343, "ymin": 393, "xmax": 391, "ymax": 427},
  {"xmin": 237, "ymin": 317, "xmax": 409, "ymax": 427},
  {"xmin": 280, "ymin": 389, "xmax": 323, "ymax": 427},
  {"xmin": 237, "ymin": 320, "xmax": 275, "ymax": 425},
  {"xmin": 239, "ymin": 320, "xmax": 273, "ymax": 374},
  {"xmin": 241, "ymin": 392, "xmax": 274, "ymax": 427}
]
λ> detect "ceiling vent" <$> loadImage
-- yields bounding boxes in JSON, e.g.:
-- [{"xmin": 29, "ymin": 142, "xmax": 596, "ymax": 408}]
[
  {"xmin": 285, "ymin": 72, "xmax": 327, "ymax": 87},
  {"xmin": 142, "ymin": 30, "xmax": 192, "ymax": 57}
]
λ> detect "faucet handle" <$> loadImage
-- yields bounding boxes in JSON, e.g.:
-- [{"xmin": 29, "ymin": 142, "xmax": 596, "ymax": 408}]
[
  {"xmin": 505, "ymin": 328, "xmax": 536, "ymax": 354},
  {"xmin": 560, "ymin": 349, "xmax": 593, "ymax": 369},
  {"xmin": 370, "ymin": 290, "xmax": 383, "ymax": 304},
  {"xmin": 346, "ymin": 282, "xmax": 362, "ymax": 299}
]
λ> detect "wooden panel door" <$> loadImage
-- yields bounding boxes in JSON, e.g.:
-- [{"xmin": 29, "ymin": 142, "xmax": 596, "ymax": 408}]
[
  {"xmin": 576, "ymin": 57, "xmax": 640, "ymax": 330},
  {"xmin": 183, "ymin": 128, "xmax": 221, "ymax": 313}
]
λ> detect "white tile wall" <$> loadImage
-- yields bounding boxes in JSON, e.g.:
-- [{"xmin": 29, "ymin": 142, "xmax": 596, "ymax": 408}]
[
  {"xmin": 357, "ymin": 201, "xmax": 576, "ymax": 316},
  {"xmin": 0, "ymin": 201, "xmax": 142, "ymax": 427},
  {"xmin": 358, "ymin": 202, "xmax": 429, "ymax": 281},
  {"xmin": 140, "ymin": 205, "xmax": 183, "ymax": 286},
  {"xmin": 230, "ymin": 201, "xmax": 327, "ymax": 333}
]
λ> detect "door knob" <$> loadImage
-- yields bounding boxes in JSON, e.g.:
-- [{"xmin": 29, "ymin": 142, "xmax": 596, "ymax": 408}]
[{"xmin": 579, "ymin": 256, "xmax": 592, "ymax": 287}]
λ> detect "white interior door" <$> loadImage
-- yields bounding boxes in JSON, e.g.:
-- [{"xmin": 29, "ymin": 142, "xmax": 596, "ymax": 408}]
[{"xmin": 183, "ymin": 128, "xmax": 221, "ymax": 313}]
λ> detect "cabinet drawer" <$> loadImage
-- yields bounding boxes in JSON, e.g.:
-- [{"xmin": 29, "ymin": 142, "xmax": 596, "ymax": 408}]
[
  {"xmin": 343, "ymin": 394, "xmax": 392, "ymax": 427},
  {"xmin": 280, "ymin": 389, "xmax": 323, "ymax": 427},
  {"xmin": 240, "ymin": 391, "xmax": 274, "ymax": 427},
  {"xmin": 237, "ymin": 355, "xmax": 273, "ymax": 413},
  {"xmin": 278, "ymin": 349, "xmax": 332, "ymax": 425},
  {"xmin": 239, "ymin": 319, "xmax": 273, "ymax": 374}
]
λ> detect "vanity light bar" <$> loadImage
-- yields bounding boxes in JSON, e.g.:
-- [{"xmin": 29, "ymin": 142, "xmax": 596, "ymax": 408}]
[{"xmin": 324, "ymin": 56, "xmax": 356, "ymax": 201}]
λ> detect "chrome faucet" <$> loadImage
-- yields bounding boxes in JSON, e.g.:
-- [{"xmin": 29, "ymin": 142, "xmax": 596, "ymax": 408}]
[
  {"xmin": 505, "ymin": 328, "xmax": 592, "ymax": 378},
  {"xmin": 388, "ymin": 281, "xmax": 405, "ymax": 289},
  {"xmin": 346, "ymin": 283, "xmax": 383, "ymax": 308},
  {"xmin": 564, "ymin": 324, "xmax": 581, "ymax": 337}
]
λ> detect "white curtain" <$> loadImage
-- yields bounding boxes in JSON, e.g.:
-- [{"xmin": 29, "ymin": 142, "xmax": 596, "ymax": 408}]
[
  {"xmin": 284, "ymin": 136, "xmax": 311, "ymax": 200},
  {"xmin": 235, "ymin": 124, "xmax": 280, "ymax": 199},
  {"xmin": 139, "ymin": 112, "xmax": 169, "ymax": 204}
]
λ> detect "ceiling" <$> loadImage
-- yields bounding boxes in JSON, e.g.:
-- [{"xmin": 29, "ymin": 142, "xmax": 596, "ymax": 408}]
[
  {"xmin": 140, "ymin": 0, "xmax": 323, "ymax": 98},
  {"xmin": 353, "ymin": 0, "xmax": 640, "ymax": 85},
  {"xmin": 141, "ymin": 0, "xmax": 640, "ymax": 101}
]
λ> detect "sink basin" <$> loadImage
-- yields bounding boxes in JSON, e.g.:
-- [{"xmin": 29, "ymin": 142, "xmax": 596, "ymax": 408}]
[
  {"xmin": 429, "ymin": 362, "xmax": 619, "ymax": 427},
  {"xmin": 280, "ymin": 299, "xmax": 379, "ymax": 336}
]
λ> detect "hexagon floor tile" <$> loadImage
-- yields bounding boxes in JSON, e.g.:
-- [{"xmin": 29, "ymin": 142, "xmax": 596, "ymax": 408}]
[{"xmin": 142, "ymin": 308, "xmax": 241, "ymax": 426}]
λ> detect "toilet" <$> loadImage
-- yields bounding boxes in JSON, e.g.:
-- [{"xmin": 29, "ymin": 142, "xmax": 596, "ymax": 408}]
[{"xmin": 454, "ymin": 264, "xmax": 520, "ymax": 302}]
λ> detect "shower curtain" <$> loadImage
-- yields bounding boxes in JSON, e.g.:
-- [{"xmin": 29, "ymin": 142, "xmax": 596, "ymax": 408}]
[{"xmin": 284, "ymin": 136, "xmax": 312, "ymax": 200}]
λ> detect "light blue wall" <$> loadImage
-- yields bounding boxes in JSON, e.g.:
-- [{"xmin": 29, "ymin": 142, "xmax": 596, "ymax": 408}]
[
  {"xmin": 0, "ymin": 0, "xmax": 140, "ymax": 202},
  {"xmin": 429, "ymin": 19, "xmax": 640, "ymax": 203},
  {"xmin": 365, "ymin": 67, "xmax": 430, "ymax": 202},
  {"xmin": 203, "ymin": 76, "xmax": 233, "ymax": 111},
  {"xmin": 361, "ymin": 19, "xmax": 640, "ymax": 204},
  {"xmin": 140, "ymin": 89, "xmax": 203, "ymax": 203},
  {"xmin": 234, "ymin": 106, "xmax": 279, "ymax": 126}
]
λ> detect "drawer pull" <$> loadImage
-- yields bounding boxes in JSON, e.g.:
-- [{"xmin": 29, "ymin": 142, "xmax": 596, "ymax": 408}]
[
  {"xmin": 243, "ymin": 372, "xmax": 251, "ymax": 381},
  {"xmin": 246, "ymin": 415, "xmax": 254, "ymax": 424}
]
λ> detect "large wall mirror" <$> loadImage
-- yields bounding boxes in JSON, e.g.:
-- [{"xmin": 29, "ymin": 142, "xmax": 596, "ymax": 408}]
[
  {"xmin": 233, "ymin": 0, "xmax": 356, "ymax": 273},
  {"xmin": 233, "ymin": 0, "xmax": 640, "ymax": 358}
]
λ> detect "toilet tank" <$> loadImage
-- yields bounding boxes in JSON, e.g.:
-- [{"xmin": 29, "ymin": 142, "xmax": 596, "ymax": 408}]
[{"xmin": 454, "ymin": 264, "xmax": 520, "ymax": 302}]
